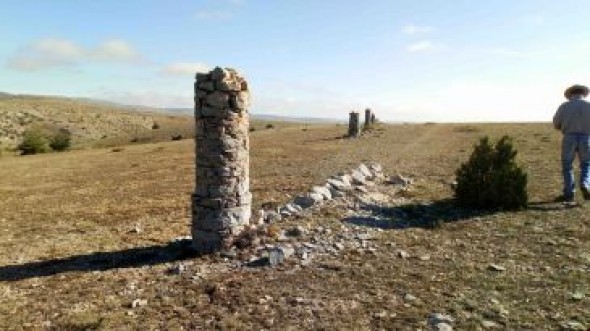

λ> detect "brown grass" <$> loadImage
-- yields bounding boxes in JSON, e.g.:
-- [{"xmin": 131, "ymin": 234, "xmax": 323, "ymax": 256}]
[{"xmin": 0, "ymin": 122, "xmax": 588, "ymax": 330}]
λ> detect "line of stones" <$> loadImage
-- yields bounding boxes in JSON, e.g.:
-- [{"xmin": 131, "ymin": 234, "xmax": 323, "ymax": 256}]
[{"xmin": 258, "ymin": 162, "xmax": 384, "ymax": 223}]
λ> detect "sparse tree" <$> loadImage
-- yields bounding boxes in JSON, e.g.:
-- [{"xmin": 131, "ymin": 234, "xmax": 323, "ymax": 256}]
[{"xmin": 454, "ymin": 135, "xmax": 528, "ymax": 210}]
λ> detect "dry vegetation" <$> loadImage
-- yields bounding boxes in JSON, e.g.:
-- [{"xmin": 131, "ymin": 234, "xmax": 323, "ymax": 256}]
[
  {"xmin": 0, "ymin": 95, "xmax": 194, "ymax": 151},
  {"xmin": 0, "ymin": 122, "xmax": 588, "ymax": 330}
]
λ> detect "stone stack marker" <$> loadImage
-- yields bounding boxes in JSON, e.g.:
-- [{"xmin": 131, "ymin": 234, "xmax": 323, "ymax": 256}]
[
  {"xmin": 192, "ymin": 66, "xmax": 251, "ymax": 253},
  {"xmin": 371, "ymin": 113, "xmax": 376, "ymax": 125},
  {"xmin": 348, "ymin": 111, "xmax": 361, "ymax": 137},
  {"xmin": 364, "ymin": 108, "xmax": 372, "ymax": 128}
]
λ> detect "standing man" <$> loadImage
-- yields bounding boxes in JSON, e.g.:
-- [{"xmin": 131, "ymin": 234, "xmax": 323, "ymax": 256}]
[{"xmin": 553, "ymin": 84, "xmax": 590, "ymax": 202}]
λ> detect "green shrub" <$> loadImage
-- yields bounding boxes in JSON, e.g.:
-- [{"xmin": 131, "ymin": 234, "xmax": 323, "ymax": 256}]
[
  {"xmin": 265, "ymin": 123, "xmax": 274, "ymax": 129},
  {"xmin": 49, "ymin": 128, "xmax": 72, "ymax": 151},
  {"xmin": 18, "ymin": 128, "xmax": 50, "ymax": 155},
  {"xmin": 454, "ymin": 135, "xmax": 528, "ymax": 210}
]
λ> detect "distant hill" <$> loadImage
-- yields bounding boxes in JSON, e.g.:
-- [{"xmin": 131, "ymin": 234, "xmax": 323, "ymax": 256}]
[
  {"xmin": 0, "ymin": 92, "xmax": 340, "ymax": 150},
  {"xmin": 0, "ymin": 92, "xmax": 193, "ymax": 149},
  {"xmin": 165, "ymin": 108, "xmax": 343, "ymax": 123}
]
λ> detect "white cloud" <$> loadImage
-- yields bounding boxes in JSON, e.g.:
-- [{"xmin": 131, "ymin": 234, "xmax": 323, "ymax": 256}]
[
  {"xmin": 402, "ymin": 24, "xmax": 435, "ymax": 35},
  {"xmin": 161, "ymin": 62, "xmax": 210, "ymax": 76},
  {"xmin": 90, "ymin": 40, "xmax": 141, "ymax": 61},
  {"xmin": 195, "ymin": 10, "xmax": 233, "ymax": 20},
  {"xmin": 406, "ymin": 40, "xmax": 444, "ymax": 53},
  {"xmin": 6, "ymin": 38, "xmax": 143, "ymax": 71}
]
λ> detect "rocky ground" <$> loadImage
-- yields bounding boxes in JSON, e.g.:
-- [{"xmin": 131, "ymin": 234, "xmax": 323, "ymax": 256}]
[{"xmin": 0, "ymin": 122, "xmax": 588, "ymax": 330}]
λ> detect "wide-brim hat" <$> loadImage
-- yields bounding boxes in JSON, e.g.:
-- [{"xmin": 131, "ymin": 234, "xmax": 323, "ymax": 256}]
[{"xmin": 564, "ymin": 84, "xmax": 589, "ymax": 98}]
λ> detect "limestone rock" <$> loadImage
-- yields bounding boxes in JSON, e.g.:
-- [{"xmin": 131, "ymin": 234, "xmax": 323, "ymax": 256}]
[
  {"xmin": 389, "ymin": 174, "xmax": 412, "ymax": 186},
  {"xmin": 350, "ymin": 169, "xmax": 367, "ymax": 185},
  {"xmin": 294, "ymin": 193, "xmax": 323, "ymax": 208},
  {"xmin": 358, "ymin": 163, "xmax": 374, "ymax": 179},
  {"xmin": 311, "ymin": 185, "xmax": 332, "ymax": 200}
]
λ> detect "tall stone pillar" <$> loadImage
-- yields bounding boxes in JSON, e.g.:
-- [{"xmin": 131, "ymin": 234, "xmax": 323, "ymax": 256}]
[
  {"xmin": 364, "ymin": 108, "xmax": 372, "ymax": 128},
  {"xmin": 348, "ymin": 111, "xmax": 361, "ymax": 137},
  {"xmin": 192, "ymin": 67, "xmax": 251, "ymax": 253},
  {"xmin": 371, "ymin": 113, "xmax": 376, "ymax": 125}
]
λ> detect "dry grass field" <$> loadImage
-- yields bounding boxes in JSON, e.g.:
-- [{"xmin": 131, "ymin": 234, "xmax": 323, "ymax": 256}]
[{"xmin": 0, "ymin": 122, "xmax": 588, "ymax": 330}]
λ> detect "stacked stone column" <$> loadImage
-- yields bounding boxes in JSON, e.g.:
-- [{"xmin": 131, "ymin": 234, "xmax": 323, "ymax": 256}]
[
  {"xmin": 192, "ymin": 67, "xmax": 251, "ymax": 253},
  {"xmin": 364, "ymin": 108, "xmax": 372, "ymax": 128},
  {"xmin": 348, "ymin": 111, "xmax": 361, "ymax": 137}
]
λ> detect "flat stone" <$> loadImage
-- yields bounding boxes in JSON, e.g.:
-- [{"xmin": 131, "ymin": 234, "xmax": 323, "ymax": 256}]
[
  {"xmin": 264, "ymin": 211, "xmax": 282, "ymax": 223},
  {"xmin": 205, "ymin": 91, "xmax": 230, "ymax": 108},
  {"xmin": 327, "ymin": 178, "xmax": 351, "ymax": 191},
  {"xmin": 350, "ymin": 169, "xmax": 367, "ymax": 185},
  {"xmin": 329, "ymin": 186, "xmax": 346, "ymax": 198},
  {"xmin": 358, "ymin": 163, "xmax": 374, "ymax": 179},
  {"xmin": 311, "ymin": 185, "xmax": 332, "ymax": 200},
  {"xmin": 428, "ymin": 313, "xmax": 455, "ymax": 325},
  {"xmin": 210, "ymin": 67, "xmax": 229, "ymax": 81},
  {"xmin": 488, "ymin": 264, "xmax": 506, "ymax": 272},
  {"xmin": 294, "ymin": 193, "xmax": 323, "ymax": 208},
  {"xmin": 389, "ymin": 174, "xmax": 412, "ymax": 186}
]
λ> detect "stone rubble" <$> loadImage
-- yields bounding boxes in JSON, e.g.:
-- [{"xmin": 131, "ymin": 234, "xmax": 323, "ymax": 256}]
[{"xmin": 213, "ymin": 162, "xmax": 417, "ymax": 267}]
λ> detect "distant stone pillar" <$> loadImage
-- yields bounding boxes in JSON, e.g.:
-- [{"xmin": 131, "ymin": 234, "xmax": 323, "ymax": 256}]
[
  {"xmin": 192, "ymin": 67, "xmax": 251, "ymax": 253},
  {"xmin": 364, "ymin": 108, "xmax": 372, "ymax": 128},
  {"xmin": 348, "ymin": 111, "xmax": 361, "ymax": 137},
  {"xmin": 371, "ymin": 113, "xmax": 376, "ymax": 125}
]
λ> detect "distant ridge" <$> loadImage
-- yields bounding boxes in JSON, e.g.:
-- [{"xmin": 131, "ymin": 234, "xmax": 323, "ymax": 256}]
[{"xmin": 166, "ymin": 108, "xmax": 343, "ymax": 123}]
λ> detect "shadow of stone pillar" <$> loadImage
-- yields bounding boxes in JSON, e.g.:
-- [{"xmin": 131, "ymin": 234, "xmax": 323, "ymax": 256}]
[{"xmin": 192, "ymin": 67, "xmax": 251, "ymax": 253}]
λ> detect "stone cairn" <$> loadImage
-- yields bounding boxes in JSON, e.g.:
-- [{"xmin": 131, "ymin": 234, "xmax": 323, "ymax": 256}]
[
  {"xmin": 364, "ymin": 108, "xmax": 372, "ymax": 129},
  {"xmin": 192, "ymin": 67, "xmax": 251, "ymax": 253},
  {"xmin": 348, "ymin": 111, "xmax": 361, "ymax": 137}
]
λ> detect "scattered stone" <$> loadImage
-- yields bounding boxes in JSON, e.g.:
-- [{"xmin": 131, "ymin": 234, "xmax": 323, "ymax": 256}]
[
  {"xmin": 333, "ymin": 242, "xmax": 345, "ymax": 251},
  {"xmin": 404, "ymin": 293, "xmax": 417, "ymax": 302},
  {"xmin": 358, "ymin": 163, "xmax": 374, "ymax": 179},
  {"xmin": 356, "ymin": 233, "xmax": 375, "ymax": 241},
  {"xmin": 220, "ymin": 249, "xmax": 237, "ymax": 259},
  {"xmin": 167, "ymin": 263, "xmax": 186, "ymax": 275},
  {"xmin": 131, "ymin": 299, "xmax": 148, "ymax": 308},
  {"xmin": 329, "ymin": 186, "xmax": 346, "ymax": 198},
  {"xmin": 419, "ymin": 255, "xmax": 431, "ymax": 261},
  {"xmin": 327, "ymin": 178, "xmax": 351, "ymax": 191},
  {"xmin": 389, "ymin": 174, "xmax": 412, "ymax": 186},
  {"xmin": 428, "ymin": 313, "xmax": 454, "ymax": 330},
  {"xmin": 311, "ymin": 185, "xmax": 332, "ymax": 200},
  {"xmin": 294, "ymin": 193, "xmax": 323, "ymax": 208},
  {"xmin": 570, "ymin": 292, "xmax": 585, "ymax": 301},
  {"xmin": 397, "ymin": 250, "xmax": 410, "ymax": 259},
  {"xmin": 354, "ymin": 186, "xmax": 369, "ymax": 193},
  {"xmin": 488, "ymin": 264, "xmax": 506, "ymax": 272},
  {"xmin": 350, "ymin": 169, "xmax": 367, "ymax": 185},
  {"xmin": 560, "ymin": 321, "xmax": 586, "ymax": 331},
  {"xmin": 481, "ymin": 320, "xmax": 500, "ymax": 329},
  {"xmin": 286, "ymin": 226, "xmax": 306, "ymax": 237},
  {"xmin": 264, "ymin": 211, "xmax": 282, "ymax": 223}
]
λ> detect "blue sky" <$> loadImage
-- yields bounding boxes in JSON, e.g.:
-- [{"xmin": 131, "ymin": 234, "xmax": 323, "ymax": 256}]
[{"xmin": 1, "ymin": 0, "xmax": 589, "ymax": 121}]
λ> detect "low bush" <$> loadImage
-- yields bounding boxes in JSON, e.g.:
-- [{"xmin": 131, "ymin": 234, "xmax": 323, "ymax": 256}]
[
  {"xmin": 17, "ymin": 128, "xmax": 50, "ymax": 155},
  {"xmin": 49, "ymin": 128, "xmax": 72, "ymax": 151},
  {"xmin": 454, "ymin": 135, "xmax": 528, "ymax": 210}
]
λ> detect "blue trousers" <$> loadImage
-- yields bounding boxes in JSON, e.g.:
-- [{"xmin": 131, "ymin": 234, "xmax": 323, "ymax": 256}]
[{"xmin": 562, "ymin": 133, "xmax": 590, "ymax": 198}]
